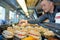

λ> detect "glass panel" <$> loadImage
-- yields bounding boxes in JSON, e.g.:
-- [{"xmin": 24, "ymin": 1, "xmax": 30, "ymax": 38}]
[
  {"xmin": 0, "ymin": 6, "xmax": 5, "ymax": 25},
  {"xmin": 19, "ymin": 8, "xmax": 37, "ymax": 19},
  {"xmin": 0, "ymin": 6, "xmax": 5, "ymax": 20},
  {"xmin": 9, "ymin": 11, "xmax": 15, "ymax": 20},
  {"xmin": 9, "ymin": 11, "xmax": 16, "ymax": 24}
]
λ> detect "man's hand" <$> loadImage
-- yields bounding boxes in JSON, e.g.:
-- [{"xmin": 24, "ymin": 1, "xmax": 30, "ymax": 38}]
[
  {"xmin": 18, "ymin": 20, "xmax": 28, "ymax": 26},
  {"xmin": 19, "ymin": 20, "xmax": 28, "ymax": 24}
]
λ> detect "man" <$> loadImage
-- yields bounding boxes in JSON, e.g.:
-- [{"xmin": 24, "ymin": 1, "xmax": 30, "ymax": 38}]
[{"xmin": 19, "ymin": 0, "xmax": 59, "ymax": 25}]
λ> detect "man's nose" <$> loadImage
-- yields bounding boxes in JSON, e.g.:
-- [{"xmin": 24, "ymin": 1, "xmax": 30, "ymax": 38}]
[{"xmin": 42, "ymin": 7, "xmax": 45, "ymax": 10}]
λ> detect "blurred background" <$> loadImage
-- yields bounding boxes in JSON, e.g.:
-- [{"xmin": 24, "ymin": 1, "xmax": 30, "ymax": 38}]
[{"xmin": 0, "ymin": 0, "xmax": 60, "ymax": 24}]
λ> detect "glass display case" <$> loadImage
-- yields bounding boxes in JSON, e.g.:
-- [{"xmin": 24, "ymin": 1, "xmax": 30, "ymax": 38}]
[
  {"xmin": 0, "ymin": 6, "xmax": 5, "ymax": 25},
  {"xmin": 0, "ymin": 6, "xmax": 5, "ymax": 20},
  {"xmin": 19, "ymin": 8, "xmax": 38, "ymax": 20},
  {"xmin": 8, "ymin": 8, "xmax": 38, "ymax": 24},
  {"xmin": 9, "ymin": 11, "xmax": 18, "ymax": 24}
]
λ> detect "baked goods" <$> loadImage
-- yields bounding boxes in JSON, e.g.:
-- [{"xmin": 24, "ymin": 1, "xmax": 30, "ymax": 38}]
[
  {"xmin": 28, "ymin": 29, "xmax": 41, "ymax": 40},
  {"xmin": 2, "ymin": 30, "xmax": 14, "ymax": 38},
  {"xmin": 39, "ymin": 26, "xmax": 49, "ymax": 33},
  {"xmin": 2, "ymin": 24, "xmax": 55, "ymax": 39},
  {"xmin": 14, "ymin": 26, "xmax": 27, "ymax": 38},
  {"xmin": 7, "ymin": 27, "xmax": 14, "ymax": 33},
  {"xmin": 13, "ymin": 25, "xmax": 20, "ymax": 31},
  {"xmin": 15, "ymin": 30, "xmax": 27, "ymax": 39},
  {"xmin": 44, "ymin": 31, "xmax": 55, "ymax": 37}
]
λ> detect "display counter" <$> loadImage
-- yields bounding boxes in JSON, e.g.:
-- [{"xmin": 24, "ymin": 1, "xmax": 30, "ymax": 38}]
[{"xmin": 1, "ymin": 23, "xmax": 60, "ymax": 40}]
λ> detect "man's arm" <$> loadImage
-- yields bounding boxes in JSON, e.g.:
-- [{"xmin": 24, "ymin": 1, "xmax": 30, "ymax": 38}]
[{"xmin": 28, "ymin": 14, "xmax": 48, "ymax": 24}]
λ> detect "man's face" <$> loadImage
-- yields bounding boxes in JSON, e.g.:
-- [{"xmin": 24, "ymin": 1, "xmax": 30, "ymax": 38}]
[{"xmin": 40, "ymin": 1, "xmax": 51, "ymax": 12}]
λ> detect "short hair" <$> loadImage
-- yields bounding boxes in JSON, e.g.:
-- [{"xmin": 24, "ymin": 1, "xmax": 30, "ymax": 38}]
[
  {"xmin": 41, "ymin": 0, "xmax": 54, "ymax": 4},
  {"xmin": 40, "ymin": 0, "xmax": 54, "ymax": 6},
  {"xmin": 48, "ymin": 0, "xmax": 53, "ymax": 2},
  {"xmin": 41, "ymin": 0, "xmax": 54, "ymax": 2}
]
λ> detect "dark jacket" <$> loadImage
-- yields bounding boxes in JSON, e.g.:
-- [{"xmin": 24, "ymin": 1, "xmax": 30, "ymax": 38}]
[{"xmin": 28, "ymin": 6, "xmax": 60, "ymax": 24}]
